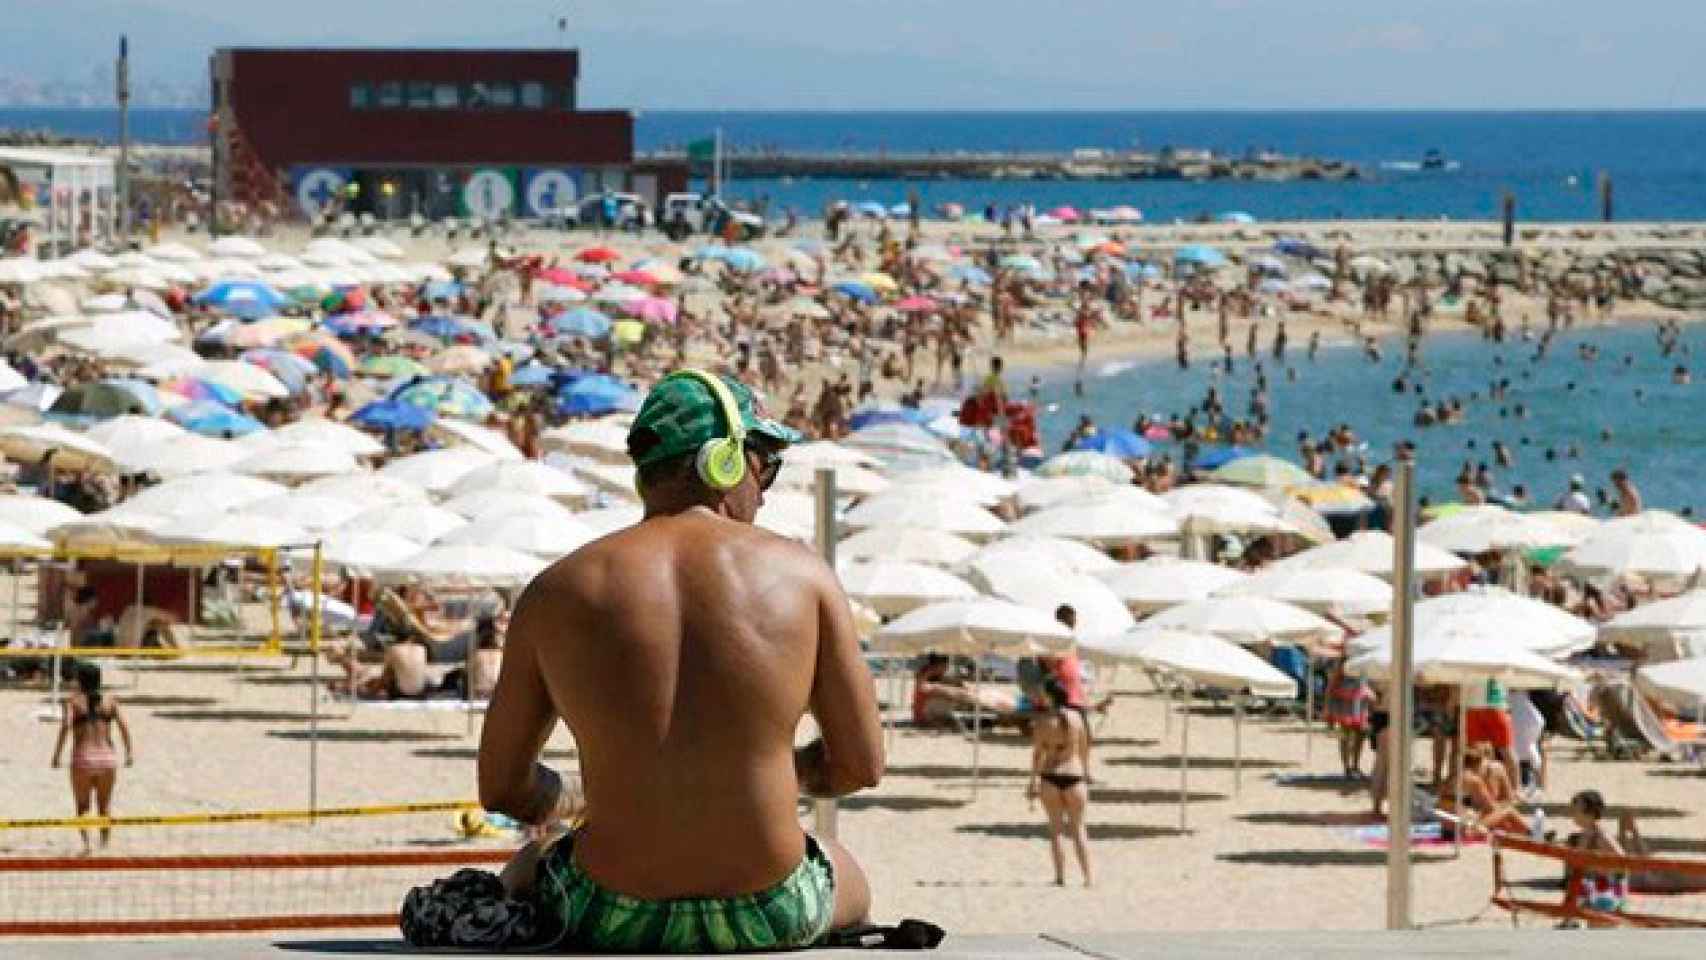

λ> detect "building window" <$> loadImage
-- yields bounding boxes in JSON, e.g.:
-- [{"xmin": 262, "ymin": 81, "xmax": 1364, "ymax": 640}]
[
  {"xmin": 407, "ymin": 82, "xmax": 434, "ymax": 108},
  {"xmin": 349, "ymin": 83, "xmax": 372, "ymax": 109},
  {"xmin": 465, "ymin": 82, "xmax": 492, "ymax": 109},
  {"xmin": 520, "ymin": 82, "xmax": 546, "ymax": 109},
  {"xmin": 378, "ymin": 82, "xmax": 402, "ymax": 108},
  {"xmin": 561, "ymin": 85, "xmax": 576, "ymax": 111},
  {"xmin": 489, "ymin": 82, "xmax": 517, "ymax": 108},
  {"xmin": 434, "ymin": 83, "xmax": 459, "ymax": 108}
]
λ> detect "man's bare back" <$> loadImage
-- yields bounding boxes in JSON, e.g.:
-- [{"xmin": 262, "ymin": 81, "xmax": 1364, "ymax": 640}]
[{"xmin": 502, "ymin": 510, "xmax": 872, "ymax": 895}]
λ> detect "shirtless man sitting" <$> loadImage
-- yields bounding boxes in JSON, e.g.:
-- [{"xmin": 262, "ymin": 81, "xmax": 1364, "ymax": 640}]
[{"xmin": 478, "ymin": 370, "xmax": 884, "ymax": 953}]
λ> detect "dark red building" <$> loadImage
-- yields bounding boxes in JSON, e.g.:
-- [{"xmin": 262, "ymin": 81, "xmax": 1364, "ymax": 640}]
[{"xmin": 210, "ymin": 47, "xmax": 684, "ymax": 221}]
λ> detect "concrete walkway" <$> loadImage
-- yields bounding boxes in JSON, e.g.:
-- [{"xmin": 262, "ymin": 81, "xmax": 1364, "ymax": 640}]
[{"xmin": 6, "ymin": 930, "xmax": 1706, "ymax": 958}]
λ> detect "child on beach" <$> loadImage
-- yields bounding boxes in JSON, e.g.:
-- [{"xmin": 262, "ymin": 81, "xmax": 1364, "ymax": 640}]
[{"xmin": 1324, "ymin": 660, "xmax": 1373, "ymax": 779}]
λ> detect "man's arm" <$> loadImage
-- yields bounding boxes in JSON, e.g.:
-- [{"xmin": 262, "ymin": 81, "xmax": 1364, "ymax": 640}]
[
  {"xmin": 797, "ymin": 561, "xmax": 884, "ymax": 798},
  {"xmin": 477, "ymin": 582, "xmax": 581, "ymax": 826}
]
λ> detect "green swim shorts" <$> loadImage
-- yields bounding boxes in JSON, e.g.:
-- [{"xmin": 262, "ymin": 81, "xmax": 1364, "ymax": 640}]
[{"xmin": 534, "ymin": 831, "xmax": 836, "ymax": 953}]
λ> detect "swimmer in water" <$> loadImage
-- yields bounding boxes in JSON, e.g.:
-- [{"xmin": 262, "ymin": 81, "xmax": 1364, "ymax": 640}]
[{"xmin": 1674, "ymin": 365, "xmax": 1691, "ymax": 385}]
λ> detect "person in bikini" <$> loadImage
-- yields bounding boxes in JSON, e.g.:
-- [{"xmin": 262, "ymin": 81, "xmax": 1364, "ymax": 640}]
[
  {"xmin": 474, "ymin": 370, "xmax": 884, "ymax": 953},
  {"xmin": 1027, "ymin": 677, "xmax": 1093, "ymax": 887},
  {"xmin": 51, "ymin": 663, "xmax": 133, "ymax": 854}
]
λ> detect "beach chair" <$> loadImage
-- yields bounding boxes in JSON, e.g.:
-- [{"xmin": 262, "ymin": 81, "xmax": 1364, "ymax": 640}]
[{"xmin": 1591, "ymin": 680, "xmax": 1698, "ymax": 762}]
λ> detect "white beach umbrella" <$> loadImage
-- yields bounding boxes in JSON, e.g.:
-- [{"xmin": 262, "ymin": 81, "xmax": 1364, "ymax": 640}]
[
  {"xmin": 1163, "ymin": 483, "xmax": 1294, "ymax": 535},
  {"xmin": 1013, "ymin": 476, "xmax": 1120, "ymax": 514},
  {"xmin": 318, "ymin": 530, "xmax": 423, "ymax": 575},
  {"xmin": 889, "ymin": 465, "xmax": 1018, "ymax": 504},
  {"xmin": 1558, "ymin": 512, "xmax": 1706, "ymax": 581},
  {"xmin": 447, "ymin": 246, "xmax": 492, "ymax": 269},
  {"xmin": 437, "ymin": 511, "xmax": 597, "ymax": 558},
  {"xmin": 113, "ymin": 434, "xmax": 249, "ymax": 478},
  {"xmin": 0, "ymin": 423, "xmax": 116, "ymax": 472},
  {"xmin": 1208, "ymin": 454, "xmax": 1314, "ymax": 489},
  {"xmin": 1035, "ymin": 451, "xmax": 1135, "ymax": 483},
  {"xmin": 83, "ymin": 414, "xmax": 185, "ymax": 449},
  {"xmin": 443, "ymin": 491, "xmax": 580, "ymax": 523},
  {"xmin": 541, "ymin": 420, "xmax": 632, "ymax": 461},
  {"xmin": 0, "ymin": 518, "xmax": 54, "ymax": 552},
  {"xmin": 209, "ymin": 236, "xmax": 267, "ymax": 258},
  {"xmin": 1419, "ymin": 505, "xmax": 1579, "ymax": 553},
  {"xmin": 0, "ymin": 494, "xmax": 82, "ymax": 535},
  {"xmin": 963, "ymin": 563, "xmax": 1135, "ymax": 640},
  {"xmin": 873, "ymin": 598, "xmax": 1074, "ymax": 657},
  {"xmin": 1635, "ymin": 658, "xmax": 1706, "ymax": 714},
  {"xmin": 842, "ymin": 493, "xmax": 1005, "ymax": 540},
  {"xmin": 837, "ymin": 526, "xmax": 978, "ymax": 568},
  {"xmin": 1096, "ymin": 559, "xmax": 1250, "ymax": 614},
  {"xmin": 246, "ymin": 493, "xmax": 367, "ymax": 533},
  {"xmin": 256, "ymin": 418, "xmax": 385, "ymax": 457},
  {"xmin": 196, "ymin": 360, "xmax": 290, "ymax": 401},
  {"xmin": 967, "ymin": 535, "xmax": 1119, "ymax": 575},
  {"xmin": 1392, "ymin": 588, "xmax": 1597, "ymax": 657},
  {"xmin": 837, "ymin": 560, "xmax": 978, "ymax": 618},
  {"xmin": 1007, "ymin": 496, "xmax": 1178, "ymax": 548},
  {"xmin": 124, "ymin": 472, "xmax": 287, "ymax": 516},
  {"xmin": 374, "ymin": 544, "xmax": 544, "ymax": 588},
  {"xmin": 345, "ymin": 502, "xmax": 468, "ymax": 544},
  {"xmin": 298, "ymin": 472, "xmax": 431, "ymax": 507},
  {"xmin": 1599, "ymin": 589, "xmax": 1706, "ymax": 656},
  {"xmin": 447, "ymin": 460, "xmax": 592, "ymax": 504},
  {"xmin": 50, "ymin": 507, "xmax": 170, "ymax": 548},
  {"xmin": 153, "ymin": 512, "xmax": 309, "ymax": 549},
  {"xmin": 70, "ymin": 249, "xmax": 119, "ymax": 272},
  {"xmin": 256, "ymin": 252, "xmax": 305, "ymax": 272},
  {"xmin": 0, "ymin": 360, "xmax": 25, "ymax": 394},
  {"xmin": 775, "ymin": 460, "xmax": 891, "ymax": 499},
  {"xmin": 1144, "ymin": 596, "xmax": 1338, "ymax": 647},
  {"xmin": 0, "ymin": 259, "xmax": 44, "ymax": 284},
  {"xmin": 379, "ymin": 448, "xmax": 496, "ymax": 495},
  {"xmin": 232, "ymin": 442, "xmax": 360, "ymax": 481},
  {"xmin": 145, "ymin": 242, "xmax": 202, "ymax": 263},
  {"xmin": 1345, "ymin": 618, "xmax": 1581, "ymax": 689},
  {"xmin": 575, "ymin": 462, "xmax": 639, "ymax": 501},
  {"xmin": 352, "ymin": 236, "xmax": 406, "ymax": 259},
  {"xmin": 118, "ymin": 342, "xmax": 206, "ymax": 380},
  {"xmin": 1216, "ymin": 567, "xmax": 1392, "ymax": 618},
  {"xmin": 782, "ymin": 441, "xmax": 881, "ymax": 470},
  {"xmin": 1526, "ymin": 511, "xmax": 1603, "ymax": 544},
  {"xmin": 433, "ymin": 418, "xmax": 525, "ymax": 460},
  {"xmin": 1269, "ymin": 529, "xmax": 1467, "ymax": 579},
  {"xmin": 573, "ymin": 504, "xmax": 643, "ymax": 537},
  {"xmin": 752, "ymin": 490, "xmax": 821, "ymax": 542}
]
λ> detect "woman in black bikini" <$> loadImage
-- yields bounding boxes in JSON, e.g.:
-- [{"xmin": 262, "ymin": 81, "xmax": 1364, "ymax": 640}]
[{"xmin": 1026, "ymin": 678, "xmax": 1093, "ymax": 887}]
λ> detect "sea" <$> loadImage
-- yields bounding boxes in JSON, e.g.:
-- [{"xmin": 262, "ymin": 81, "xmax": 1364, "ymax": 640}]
[
  {"xmin": 5, "ymin": 107, "xmax": 1703, "ymax": 508},
  {"xmin": 1031, "ymin": 323, "xmax": 1706, "ymax": 513},
  {"xmin": 5, "ymin": 108, "xmax": 1706, "ymax": 222}
]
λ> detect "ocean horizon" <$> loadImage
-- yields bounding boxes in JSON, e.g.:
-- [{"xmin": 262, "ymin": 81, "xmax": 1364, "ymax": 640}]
[{"xmin": 6, "ymin": 108, "xmax": 1706, "ymax": 222}]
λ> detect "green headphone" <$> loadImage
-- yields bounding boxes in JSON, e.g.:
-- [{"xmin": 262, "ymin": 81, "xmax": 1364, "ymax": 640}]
[{"xmin": 672, "ymin": 369, "xmax": 748, "ymax": 491}]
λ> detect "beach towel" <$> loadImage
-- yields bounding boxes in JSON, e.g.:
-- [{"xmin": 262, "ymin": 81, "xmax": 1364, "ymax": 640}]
[{"xmin": 1353, "ymin": 822, "xmax": 1488, "ymax": 849}]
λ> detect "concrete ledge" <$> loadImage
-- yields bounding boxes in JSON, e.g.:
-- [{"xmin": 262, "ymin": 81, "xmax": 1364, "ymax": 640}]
[{"xmin": 6, "ymin": 930, "xmax": 1706, "ymax": 958}]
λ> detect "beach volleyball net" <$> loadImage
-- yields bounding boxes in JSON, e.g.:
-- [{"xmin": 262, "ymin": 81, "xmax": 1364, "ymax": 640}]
[
  {"xmin": 0, "ymin": 801, "xmax": 518, "ymax": 935},
  {"xmin": 1490, "ymin": 832, "xmax": 1706, "ymax": 929}
]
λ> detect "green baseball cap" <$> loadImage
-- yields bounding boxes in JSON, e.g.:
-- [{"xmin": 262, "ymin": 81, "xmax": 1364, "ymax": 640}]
[{"xmin": 627, "ymin": 373, "xmax": 803, "ymax": 468}]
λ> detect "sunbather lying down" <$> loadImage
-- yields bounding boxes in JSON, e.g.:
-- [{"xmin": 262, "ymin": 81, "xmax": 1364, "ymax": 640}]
[
  {"xmin": 1620, "ymin": 814, "xmax": 1706, "ymax": 894},
  {"xmin": 911, "ymin": 655, "xmax": 1027, "ymax": 727}
]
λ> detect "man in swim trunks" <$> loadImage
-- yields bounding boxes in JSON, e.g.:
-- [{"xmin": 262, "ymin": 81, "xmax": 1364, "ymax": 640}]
[{"xmin": 477, "ymin": 370, "xmax": 884, "ymax": 953}]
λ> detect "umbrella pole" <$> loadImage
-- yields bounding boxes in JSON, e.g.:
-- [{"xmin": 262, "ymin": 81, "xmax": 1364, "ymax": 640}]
[
  {"xmin": 1179, "ymin": 684, "xmax": 1191, "ymax": 833},
  {"xmin": 1234, "ymin": 695, "xmax": 1243, "ymax": 798},
  {"xmin": 1454, "ymin": 691, "xmax": 1466, "ymax": 858},
  {"xmin": 309, "ymin": 544, "xmax": 324, "ymax": 822},
  {"xmin": 973, "ymin": 665, "xmax": 982, "ymax": 799},
  {"xmin": 1304, "ymin": 649, "xmax": 1314, "ymax": 765}
]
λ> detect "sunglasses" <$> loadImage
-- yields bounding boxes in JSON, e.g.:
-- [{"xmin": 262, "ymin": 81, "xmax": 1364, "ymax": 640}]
[{"xmin": 750, "ymin": 443, "xmax": 784, "ymax": 492}]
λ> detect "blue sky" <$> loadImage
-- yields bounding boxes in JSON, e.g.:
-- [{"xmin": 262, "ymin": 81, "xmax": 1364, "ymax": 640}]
[{"xmin": 10, "ymin": 0, "xmax": 1706, "ymax": 108}]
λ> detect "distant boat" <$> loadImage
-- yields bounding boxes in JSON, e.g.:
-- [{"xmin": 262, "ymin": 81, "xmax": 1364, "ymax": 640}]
[
  {"xmin": 1420, "ymin": 149, "xmax": 1448, "ymax": 170},
  {"xmin": 1380, "ymin": 149, "xmax": 1460, "ymax": 173}
]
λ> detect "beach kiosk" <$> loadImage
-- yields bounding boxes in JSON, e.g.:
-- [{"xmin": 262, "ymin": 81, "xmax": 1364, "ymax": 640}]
[{"xmin": 0, "ymin": 147, "xmax": 118, "ymax": 256}]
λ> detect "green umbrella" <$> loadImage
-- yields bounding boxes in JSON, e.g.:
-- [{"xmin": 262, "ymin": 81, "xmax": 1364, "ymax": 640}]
[
  {"xmin": 361, "ymin": 355, "xmax": 429, "ymax": 379},
  {"xmin": 1210, "ymin": 454, "xmax": 1314, "ymax": 489}
]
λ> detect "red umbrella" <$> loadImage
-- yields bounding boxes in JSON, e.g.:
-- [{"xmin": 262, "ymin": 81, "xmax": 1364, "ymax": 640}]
[
  {"xmin": 895, "ymin": 295, "xmax": 938, "ymax": 313},
  {"xmin": 1049, "ymin": 205, "xmax": 1081, "ymax": 223},
  {"xmin": 578, "ymin": 247, "xmax": 620, "ymax": 264},
  {"xmin": 612, "ymin": 269, "xmax": 658, "ymax": 286}
]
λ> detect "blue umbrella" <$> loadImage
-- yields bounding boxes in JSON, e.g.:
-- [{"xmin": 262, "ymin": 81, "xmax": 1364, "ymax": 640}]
[
  {"xmin": 833, "ymin": 281, "xmax": 878, "ymax": 304},
  {"xmin": 168, "ymin": 400, "xmax": 265, "ymax": 437},
  {"xmin": 948, "ymin": 265, "xmax": 993, "ymax": 285},
  {"xmin": 548, "ymin": 307, "xmax": 612, "ymax": 339},
  {"xmin": 509, "ymin": 362, "xmax": 556, "ymax": 388},
  {"xmin": 1072, "ymin": 428, "xmax": 1153, "ymax": 459},
  {"xmin": 1175, "ymin": 245, "xmax": 1228, "ymax": 268},
  {"xmin": 194, "ymin": 280, "xmax": 288, "ymax": 320},
  {"xmin": 422, "ymin": 280, "xmax": 463, "ymax": 301},
  {"xmin": 848, "ymin": 404, "xmax": 929, "ymax": 431},
  {"xmin": 1273, "ymin": 238, "xmax": 1321, "ymax": 259},
  {"xmin": 410, "ymin": 315, "xmax": 486, "ymax": 341},
  {"xmin": 855, "ymin": 202, "xmax": 888, "ymax": 218},
  {"xmin": 557, "ymin": 374, "xmax": 640, "ymax": 416},
  {"xmin": 351, "ymin": 398, "xmax": 436, "ymax": 432},
  {"xmin": 693, "ymin": 245, "xmax": 731, "ymax": 261},
  {"xmin": 1190, "ymin": 445, "xmax": 1253, "ymax": 470},
  {"xmin": 390, "ymin": 375, "xmax": 495, "ymax": 419},
  {"xmin": 722, "ymin": 248, "xmax": 766, "ymax": 272},
  {"xmin": 239, "ymin": 349, "xmax": 314, "ymax": 393}
]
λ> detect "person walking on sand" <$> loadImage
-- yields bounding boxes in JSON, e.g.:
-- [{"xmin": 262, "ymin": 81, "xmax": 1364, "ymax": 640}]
[
  {"xmin": 475, "ymin": 371, "xmax": 883, "ymax": 953},
  {"xmin": 1027, "ymin": 676, "xmax": 1093, "ymax": 887},
  {"xmin": 51, "ymin": 663, "xmax": 133, "ymax": 854}
]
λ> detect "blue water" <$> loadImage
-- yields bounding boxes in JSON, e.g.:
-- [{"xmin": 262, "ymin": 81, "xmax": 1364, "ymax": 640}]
[
  {"xmin": 1031, "ymin": 323, "xmax": 1706, "ymax": 513},
  {"xmin": 8, "ymin": 108, "xmax": 1706, "ymax": 222}
]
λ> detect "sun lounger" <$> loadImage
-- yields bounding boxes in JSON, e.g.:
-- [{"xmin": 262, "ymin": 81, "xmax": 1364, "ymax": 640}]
[{"xmin": 1592, "ymin": 680, "xmax": 1702, "ymax": 762}]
